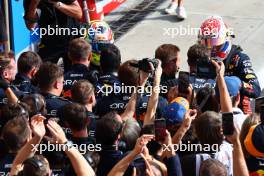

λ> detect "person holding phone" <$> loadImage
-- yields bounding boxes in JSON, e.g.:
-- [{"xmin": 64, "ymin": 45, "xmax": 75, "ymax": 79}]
[
  {"xmin": 215, "ymin": 76, "xmax": 247, "ymax": 130},
  {"xmin": 180, "ymin": 57, "xmax": 235, "ymax": 175}
]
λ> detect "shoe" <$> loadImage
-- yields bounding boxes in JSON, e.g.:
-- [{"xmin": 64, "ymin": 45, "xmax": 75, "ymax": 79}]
[
  {"xmin": 165, "ymin": 3, "xmax": 177, "ymax": 14},
  {"xmin": 176, "ymin": 6, "xmax": 187, "ymax": 19}
]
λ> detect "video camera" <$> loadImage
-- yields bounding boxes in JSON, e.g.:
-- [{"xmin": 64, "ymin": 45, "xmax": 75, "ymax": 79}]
[
  {"xmin": 196, "ymin": 57, "xmax": 221, "ymax": 79},
  {"xmin": 130, "ymin": 58, "xmax": 159, "ymax": 75}
]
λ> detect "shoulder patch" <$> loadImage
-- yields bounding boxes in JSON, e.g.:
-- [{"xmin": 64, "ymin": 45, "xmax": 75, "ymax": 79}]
[{"xmin": 245, "ymin": 74, "xmax": 256, "ymax": 79}]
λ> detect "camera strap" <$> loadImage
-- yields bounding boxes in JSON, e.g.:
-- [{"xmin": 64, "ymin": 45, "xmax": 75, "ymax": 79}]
[
  {"xmin": 197, "ymin": 93, "xmax": 211, "ymax": 111},
  {"xmin": 190, "ymin": 75, "xmax": 196, "ymax": 109}
]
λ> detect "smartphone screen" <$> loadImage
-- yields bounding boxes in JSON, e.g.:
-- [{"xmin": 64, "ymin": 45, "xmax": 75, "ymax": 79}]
[
  {"xmin": 141, "ymin": 124, "xmax": 155, "ymax": 135},
  {"xmin": 222, "ymin": 112, "xmax": 234, "ymax": 135},
  {"xmin": 178, "ymin": 71, "xmax": 190, "ymax": 94},
  {"xmin": 154, "ymin": 119, "xmax": 166, "ymax": 141}
]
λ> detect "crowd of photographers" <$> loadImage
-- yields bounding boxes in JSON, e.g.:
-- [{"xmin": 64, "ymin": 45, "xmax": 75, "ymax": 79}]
[{"xmin": 0, "ymin": 3, "xmax": 264, "ymax": 175}]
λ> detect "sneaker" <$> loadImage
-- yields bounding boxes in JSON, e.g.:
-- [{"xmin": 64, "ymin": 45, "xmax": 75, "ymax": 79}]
[
  {"xmin": 176, "ymin": 6, "xmax": 187, "ymax": 19},
  {"xmin": 165, "ymin": 3, "xmax": 177, "ymax": 14}
]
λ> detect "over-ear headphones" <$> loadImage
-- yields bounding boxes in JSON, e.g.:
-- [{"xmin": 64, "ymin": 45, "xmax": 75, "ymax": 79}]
[{"xmin": 118, "ymin": 140, "xmax": 127, "ymax": 152}]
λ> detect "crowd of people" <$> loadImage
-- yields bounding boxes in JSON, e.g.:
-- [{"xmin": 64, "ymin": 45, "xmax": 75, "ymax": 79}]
[{"xmin": 0, "ymin": 0, "xmax": 263, "ymax": 175}]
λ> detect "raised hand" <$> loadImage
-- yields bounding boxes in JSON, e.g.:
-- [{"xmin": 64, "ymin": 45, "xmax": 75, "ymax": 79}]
[
  {"xmin": 31, "ymin": 114, "xmax": 46, "ymax": 138},
  {"xmin": 46, "ymin": 119, "xmax": 67, "ymax": 144}
]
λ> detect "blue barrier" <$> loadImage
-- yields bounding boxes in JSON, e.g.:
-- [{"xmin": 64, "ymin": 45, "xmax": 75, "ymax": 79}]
[{"xmin": 10, "ymin": 0, "xmax": 39, "ymax": 56}]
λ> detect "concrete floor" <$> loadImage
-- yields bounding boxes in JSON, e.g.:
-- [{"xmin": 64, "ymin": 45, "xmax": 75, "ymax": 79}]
[{"xmin": 107, "ymin": 0, "xmax": 264, "ymax": 90}]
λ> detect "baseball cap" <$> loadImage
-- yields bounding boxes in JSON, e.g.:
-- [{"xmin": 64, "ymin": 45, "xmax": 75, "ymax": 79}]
[
  {"xmin": 215, "ymin": 76, "xmax": 242, "ymax": 97},
  {"xmin": 162, "ymin": 97, "xmax": 189, "ymax": 126},
  {"xmin": 244, "ymin": 123, "xmax": 264, "ymax": 158}
]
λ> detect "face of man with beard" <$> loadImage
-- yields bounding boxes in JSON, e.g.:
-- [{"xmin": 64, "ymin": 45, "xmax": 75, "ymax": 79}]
[{"xmin": 166, "ymin": 52, "xmax": 180, "ymax": 78}]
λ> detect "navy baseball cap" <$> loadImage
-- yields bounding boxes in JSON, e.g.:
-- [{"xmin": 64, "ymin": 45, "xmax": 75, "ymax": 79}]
[{"xmin": 244, "ymin": 123, "xmax": 264, "ymax": 158}]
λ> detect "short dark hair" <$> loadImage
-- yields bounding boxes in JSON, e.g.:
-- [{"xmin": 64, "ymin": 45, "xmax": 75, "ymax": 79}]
[
  {"xmin": 100, "ymin": 44, "xmax": 121, "ymax": 73},
  {"xmin": 0, "ymin": 103, "xmax": 29, "ymax": 132},
  {"xmin": 95, "ymin": 111, "xmax": 122, "ymax": 145},
  {"xmin": 118, "ymin": 60, "xmax": 139, "ymax": 86},
  {"xmin": 200, "ymin": 158, "xmax": 227, "ymax": 176},
  {"xmin": 21, "ymin": 94, "xmax": 47, "ymax": 117},
  {"xmin": 187, "ymin": 44, "xmax": 210, "ymax": 67},
  {"xmin": 194, "ymin": 111, "xmax": 223, "ymax": 146},
  {"xmin": 0, "ymin": 57, "xmax": 12, "ymax": 75},
  {"xmin": 71, "ymin": 80, "xmax": 94, "ymax": 105},
  {"xmin": 120, "ymin": 118, "xmax": 141, "ymax": 151},
  {"xmin": 2, "ymin": 116, "xmax": 31, "ymax": 152},
  {"xmin": 17, "ymin": 51, "xmax": 42, "ymax": 74},
  {"xmin": 155, "ymin": 44, "xmax": 180, "ymax": 68},
  {"xmin": 22, "ymin": 155, "xmax": 50, "ymax": 176},
  {"xmin": 196, "ymin": 87, "xmax": 219, "ymax": 113},
  {"xmin": 35, "ymin": 62, "xmax": 63, "ymax": 91},
  {"xmin": 68, "ymin": 38, "xmax": 92, "ymax": 62},
  {"xmin": 63, "ymin": 103, "xmax": 89, "ymax": 131}
]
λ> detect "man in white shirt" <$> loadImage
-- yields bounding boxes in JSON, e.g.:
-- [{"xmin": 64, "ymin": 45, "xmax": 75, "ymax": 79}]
[{"xmin": 217, "ymin": 76, "xmax": 247, "ymax": 130}]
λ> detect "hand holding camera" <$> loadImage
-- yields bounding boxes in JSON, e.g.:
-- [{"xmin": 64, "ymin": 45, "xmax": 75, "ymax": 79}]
[
  {"xmin": 130, "ymin": 58, "xmax": 159, "ymax": 75},
  {"xmin": 211, "ymin": 59, "xmax": 225, "ymax": 77},
  {"xmin": 154, "ymin": 59, "xmax": 162, "ymax": 79}
]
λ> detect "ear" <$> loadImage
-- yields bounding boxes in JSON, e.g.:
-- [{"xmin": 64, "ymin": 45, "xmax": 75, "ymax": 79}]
[
  {"xmin": 54, "ymin": 80, "xmax": 60, "ymax": 89},
  {"xmin": 88, "ymin": 96, "xmax": 93, "ymax": 104},
  {"xmin": 30, "ymin": 68, "xmax": 38, "ymax": 77},
  {"xmin": 2, "ymin": 70, "xmax": 8, "ymax": 79},
  {"xmin": 88, "ymin": 93, "xmax": 96, "ymax": 105},
  {"xmin": 88, "ymin": 53, "xmax": 92, "ymax": 62}
]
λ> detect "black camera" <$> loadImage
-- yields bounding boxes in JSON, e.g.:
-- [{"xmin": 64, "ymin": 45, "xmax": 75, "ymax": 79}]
[
  {"xmin": 196, "ymin": 57, "xmax": 221, "ymax": 79},
  {"xmin": 130, "ymin": 58, "xmax": 159, "ymax": 74}
]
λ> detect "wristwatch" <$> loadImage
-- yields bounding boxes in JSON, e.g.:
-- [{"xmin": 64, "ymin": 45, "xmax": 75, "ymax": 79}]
[{"xmin": 64, "ymin": 140, "xmax": 74, "ymax": 151}]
